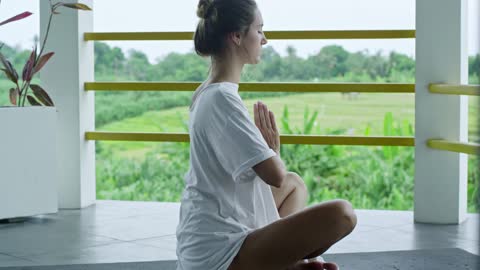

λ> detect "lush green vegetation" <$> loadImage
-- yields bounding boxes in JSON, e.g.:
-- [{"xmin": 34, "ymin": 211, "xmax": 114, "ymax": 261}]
[
  {"xmin": 94, "ymin": 91, "xmax": 478, "ymax": 212},
  {"xmin": 1, "ymin": 42, "xmax": 479, "ymax": 212},
  {"xmin": 95, "ymin": 104, "xmax": 479, "ymax": 212}
]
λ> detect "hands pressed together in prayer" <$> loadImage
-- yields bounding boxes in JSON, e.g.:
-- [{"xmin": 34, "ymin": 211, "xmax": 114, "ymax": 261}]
[
  {"xmin": 253, "ymin": 101, "xmax": 341, "ymax": 270},
  {"xmin": 253, "ymin": 101, "xmax": 280, "ymax": 156}
]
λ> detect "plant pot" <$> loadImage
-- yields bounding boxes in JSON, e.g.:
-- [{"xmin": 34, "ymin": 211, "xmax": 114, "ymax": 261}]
[{"xmin": 0, "ymin": 106, "xmax": 58, "ymax": 220}]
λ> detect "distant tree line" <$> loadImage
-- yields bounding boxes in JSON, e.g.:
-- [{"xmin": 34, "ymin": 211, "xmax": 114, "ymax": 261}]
[{"xmin": 1, "ymin": 41, "xmax": 478, "ymax": 83}]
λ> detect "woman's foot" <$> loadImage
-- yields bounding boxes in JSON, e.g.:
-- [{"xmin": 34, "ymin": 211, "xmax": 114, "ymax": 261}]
[
  {"xmin": 323, "ymin": 262, "xmax": 339, "ymax": 270},
  {"xmin": 287, "ymin": 260, "xmax": 339, "ymax": 270}
]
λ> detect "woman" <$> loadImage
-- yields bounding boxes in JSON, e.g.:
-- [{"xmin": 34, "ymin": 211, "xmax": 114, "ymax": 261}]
[{"xmin": 175, "ymin": 0, "xmax": 358, "ymax": 269}]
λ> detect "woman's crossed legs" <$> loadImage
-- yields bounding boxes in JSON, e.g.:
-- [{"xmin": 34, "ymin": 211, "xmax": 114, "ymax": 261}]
[{"xmin": 227, "ymin": 172, "xmax": 357, "ymax": 270}]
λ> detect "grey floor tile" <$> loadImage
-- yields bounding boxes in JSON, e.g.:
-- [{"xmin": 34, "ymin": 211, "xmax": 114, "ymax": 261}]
[
  {"xmin": 131, "ymin": 234, "xmax": 177, "ymax": 259},
  {"xmin": 393, "ymin": 221, "xmax": 478, "ymax": 243},
  {"xmin": 327, "ymin": 226, "xmax": 449, "ymax": 254},
  {"xmin": 354, "ymin": 209, "xmax": 414, "ymax": 228},
  {"xmin": 26, "ymin": 241, "xmax": 173, "ymax": 266},
  {"xmin": 84, "ymin": 215, "xmax": 178, "ymax": 241},
  {"xmin": 0, "ymin": 253, "xmax": 36, "ymax": 267},
  {"xmin": 0, "ymin": 221, "xmax": 120, "ymax": 257},
  {"xmin": 0, "ymin": 201, "xmax": 476, "ymax": 267},
  {"xmin": 44, "ymin": 201, "xmax": 180, "ymax": 228},
  {"xmin": 454, "ymin": 239, "xmax": 480, "ymax": 255},
  {"xmin": 352, "ymin": 224, "xmax": 384, "ymax": 233},
  {"xmin": 92, "ymin": 200, "xmax": 180, "ymax": 218}
]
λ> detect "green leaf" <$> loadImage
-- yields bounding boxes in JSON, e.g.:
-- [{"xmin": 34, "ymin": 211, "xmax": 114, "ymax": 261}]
[
  {"xmin": 0, "ymin": 11, "xmax": 33, "ymax": 26},
  {"xmin": 303, "ymin": 105, "xmax": 309, "ymax": 129},
  {"xmin": 1, "ymin": 68, "xmax": 15, "ymax": 83},
  {"xmin": 364, "ymin": 124, "xmax": 371, "ymax": 136},
  {"xmin": 33, "ymin": 52, "xmax": 54, "ymax": 74},
  {"xmin": 383, "ymin": 112, "xmax": 393, "ymax": 136},
  {"xmin": 304, "ymin": 108, "xmax": 318, "ymax": 135},
  {"xmin": 383, "ymin": 112, "xmax": 394, "ymax": 160},
  {"xmin": 22, "ymin": 49, "xmax": 36, "ymax": 82},
  {"xmin": 281, "ymin": 104, "xmax": 292, "ymax": 134},
  {"xmin": 9, "ymin": 88, "xmax": 19, "ymax": 105},
  {"xmin": 27, "ymin": 95, "xmax": 41, "ymax": 106},
  {"xmin": 30, "ymin": 84, "xmax": 54, "ymax": 106},
  {"xmin": 61, "ymin": 3, "xmax": 92, "ymax": 11},
  {"xmin": 0, "ymin": 53, "xmax": 18, "ymax": 83}
]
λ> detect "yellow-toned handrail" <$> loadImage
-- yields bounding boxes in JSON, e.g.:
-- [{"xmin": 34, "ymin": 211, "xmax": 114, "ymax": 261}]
[
  {"xmin": 86, "ymin": 132, "xmax": 190, "ymax": 143},
  {"xmin": 429, "ymin": 84, "xmax": 480, "ymax": 96},
  {"xmin": 427, "ymin": 139, "xmax": 479, "ymax": 155},
  {"xmin": 85, "ymin": 82, "xmax": 415, "ymax": 93},
  {"xmin": 84, "ymin": 29, "xmax": 416, "ymax": 148},
  {"xmin": 85, "ymin": 132, "xmax": 415, "ymax": 146},
  {"xmin": 84, "ymin": 30, "xmax": 415, "ymax": 41}
]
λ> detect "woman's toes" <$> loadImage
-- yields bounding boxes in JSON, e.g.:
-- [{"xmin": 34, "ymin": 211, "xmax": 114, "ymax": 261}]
[
  {"xmin": 323, "ymin": 262, "xmax": 339, "ymax": 270},
  {"xmin": 303, "ymin": 261, "xmax": 324, "ymax": 270},
  {"xmin": 287, "ymin": 261, "xmax": 324, "ymax": 270},
  {"xmin": 298, "ymin": 261, "xmax": 324, "ymax": 270}
]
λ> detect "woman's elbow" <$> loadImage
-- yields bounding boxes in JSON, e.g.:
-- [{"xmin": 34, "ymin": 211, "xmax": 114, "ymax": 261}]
[{"xmin": 274, "ymin": 171, "xmax": 287, "ymax": 188}]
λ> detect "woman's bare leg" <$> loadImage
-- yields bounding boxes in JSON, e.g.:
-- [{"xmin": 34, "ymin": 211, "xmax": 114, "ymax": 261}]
[
  {"xmin": 271, "ymin": 172, "xmax": 309, "ymax": 218},
  {"xmin": 227, "ymin": 199, "xmax": 357, "ymax": 270},
  {"xmin": 271, "ymin": 172, "xmax": 346, "ymax": 260}
]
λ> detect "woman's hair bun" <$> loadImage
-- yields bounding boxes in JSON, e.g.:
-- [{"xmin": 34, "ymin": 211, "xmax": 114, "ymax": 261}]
[
  {"xmin": 197, "ymin": 0, "xmax": 215, "ymax": 19},
  {"xmin": 194, "ymin": 0, "xmax": 257, "ymax": 57}
]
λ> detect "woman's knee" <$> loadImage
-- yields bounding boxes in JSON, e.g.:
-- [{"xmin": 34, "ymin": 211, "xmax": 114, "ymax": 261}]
[
  {"xmin": 314, "ymin": 199, "xmax": 357, "ymax": 235},
  {"xmin": 287, "ymin": 172, "xmax": 308, "ymax": 193},
  {"xmin": 333, "ymin": 199, "xmax": 357, "ymax": 232},
  {"xmin": 286, "ymin": 174, "xmax": 356, "ymax": 231}
]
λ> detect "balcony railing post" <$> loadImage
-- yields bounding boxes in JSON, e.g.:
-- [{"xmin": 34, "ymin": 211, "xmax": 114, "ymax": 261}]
[
  {"xmin": 415, "ymin": 0, "xmax": 469, "ymax": 224},
  {"xmin": 39, "ymin": 0, "xmax": 95, "ymax": 209}
]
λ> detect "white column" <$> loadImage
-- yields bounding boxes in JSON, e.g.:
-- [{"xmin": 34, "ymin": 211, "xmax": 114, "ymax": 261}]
[
  {"xmin": 39, "ymin": 0, "xmax": 95, "ymax": 209},
  {"xmin": 415, "ymin": 0, "xmax": 469, "ymax": 224}
]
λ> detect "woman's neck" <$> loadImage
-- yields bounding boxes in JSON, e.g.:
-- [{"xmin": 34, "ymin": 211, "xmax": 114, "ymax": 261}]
[{"xmin": 208, "ymin": 54, "xmax": 244, "ymax": 85}]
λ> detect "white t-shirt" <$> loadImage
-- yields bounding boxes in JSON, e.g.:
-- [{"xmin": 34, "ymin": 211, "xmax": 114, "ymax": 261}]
[{"xmin": 176, "ymin": 82, "xmax": 280, "ymax": 270}]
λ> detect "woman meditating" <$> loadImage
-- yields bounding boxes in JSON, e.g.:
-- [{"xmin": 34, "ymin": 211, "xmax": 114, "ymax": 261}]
[{"xmin": 175, "ymin": 0, "xmax": 358, "ymax": 269}]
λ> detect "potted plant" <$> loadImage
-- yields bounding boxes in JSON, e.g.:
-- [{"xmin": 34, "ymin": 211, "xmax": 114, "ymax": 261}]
[{"xmin": 0, "ymin": 1, "xmax": 91, "ymax": 221}]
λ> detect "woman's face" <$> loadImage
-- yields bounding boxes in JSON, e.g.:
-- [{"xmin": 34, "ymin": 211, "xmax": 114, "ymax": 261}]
[{"xmin": 241, "ymin": 8, "xmax": 268, "ymax": 64}]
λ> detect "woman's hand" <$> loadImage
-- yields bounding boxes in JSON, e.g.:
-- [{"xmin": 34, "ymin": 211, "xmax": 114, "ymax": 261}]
[{"xmin": 254, "ymin": 101, "xmax": 280, "ymax": 155}]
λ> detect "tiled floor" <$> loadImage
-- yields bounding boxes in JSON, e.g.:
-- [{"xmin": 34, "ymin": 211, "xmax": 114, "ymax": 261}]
[{"xmin": 0, "ymin": 200, "xmax": 478, "ymax": 267}]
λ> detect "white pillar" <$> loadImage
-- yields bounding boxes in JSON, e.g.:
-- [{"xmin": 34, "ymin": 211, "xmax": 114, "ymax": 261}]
[
  {"xmin": 39, "ymin": 0, "xmax": 95, "ymax": 209},
  {"xmin": 415, "ymin": 0, "xmax": 469, "ymax": 224}
]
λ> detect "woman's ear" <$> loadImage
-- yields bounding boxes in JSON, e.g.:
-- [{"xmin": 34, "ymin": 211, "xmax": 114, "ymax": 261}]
[{"xmin": 229, "ymin": 32, "xmax": 242, "ymax": 46}]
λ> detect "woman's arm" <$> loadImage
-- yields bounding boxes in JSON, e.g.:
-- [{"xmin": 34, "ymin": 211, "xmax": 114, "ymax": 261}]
[
  {"xmin": 252, "ymin": 101, "xmax": 286, "ymax": 188},
  {"xmin": 252, "ymin": 154, "xmax": 286, "ymax": 188}
]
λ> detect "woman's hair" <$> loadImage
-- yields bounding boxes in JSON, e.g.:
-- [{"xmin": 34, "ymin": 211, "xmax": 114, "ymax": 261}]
[{"xmin": 194, "ymin": 0, "xmax": 258, "ymax": 57}]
